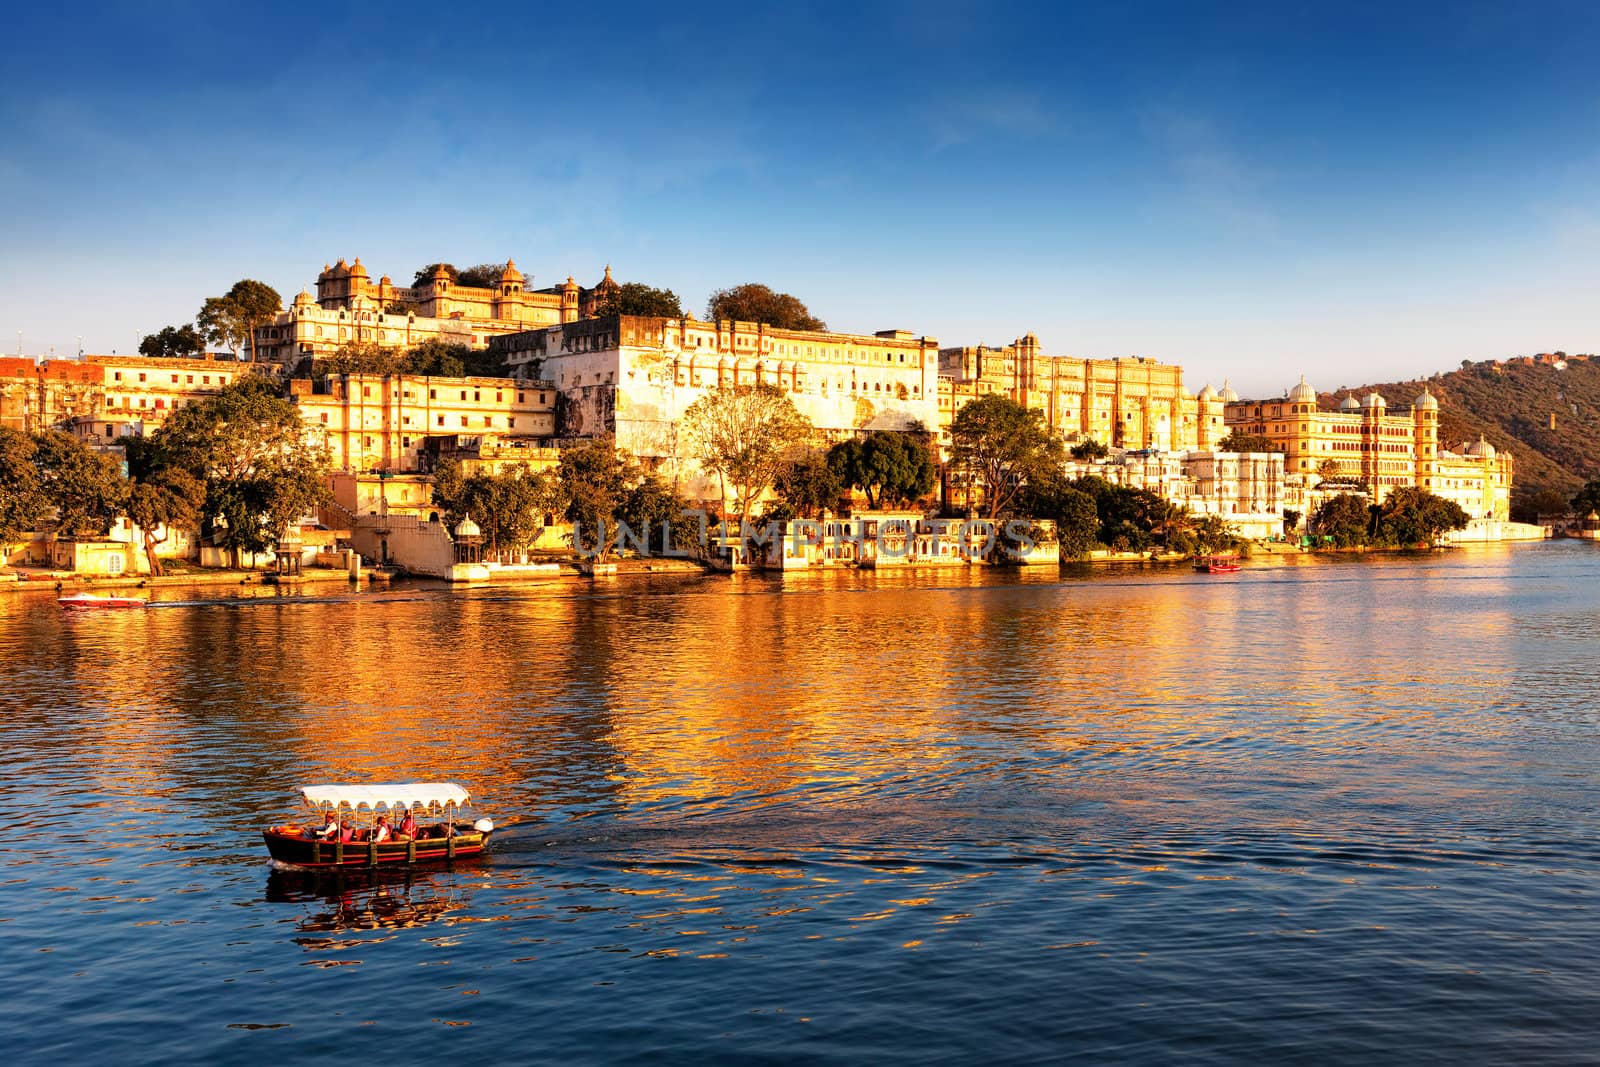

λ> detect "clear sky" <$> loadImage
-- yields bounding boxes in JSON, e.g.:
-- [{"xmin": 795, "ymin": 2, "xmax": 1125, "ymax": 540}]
[{"xmin": 3, "ymin": 1, "xmax": 1598, "ymax": 396}]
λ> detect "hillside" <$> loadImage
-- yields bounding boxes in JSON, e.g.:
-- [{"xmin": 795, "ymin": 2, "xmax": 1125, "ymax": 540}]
[{"xmin": 1321, "ymin": 356, "xmax": 1600, "ymax": 511}]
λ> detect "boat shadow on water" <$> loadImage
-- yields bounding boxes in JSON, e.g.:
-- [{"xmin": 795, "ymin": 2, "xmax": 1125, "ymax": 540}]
[{"xmin": 265, "ymin": 862, "xmax": 487, "ymax": 938}]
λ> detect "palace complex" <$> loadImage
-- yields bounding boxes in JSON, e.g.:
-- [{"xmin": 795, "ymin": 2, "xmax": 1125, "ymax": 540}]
[
  {"xmin": 251, "ymin": 258, "xmax": 622, "ymax": 367},
  {"xmin": 1224, "ymin": 378, "xmax": 1513, "ymax": 521},
  {"xmin": 937, "ymin": 334, "xmax": 1229, "ymax": 452}
]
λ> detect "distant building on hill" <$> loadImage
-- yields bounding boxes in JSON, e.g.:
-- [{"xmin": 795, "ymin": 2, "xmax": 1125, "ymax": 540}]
[
  {"xmin": 252, "ymin": 258, "xmax": 624, "ymax": 367},
  {"xmin": 1223, "ymin": 378, "xmax": 1512, "ymax": 521}
]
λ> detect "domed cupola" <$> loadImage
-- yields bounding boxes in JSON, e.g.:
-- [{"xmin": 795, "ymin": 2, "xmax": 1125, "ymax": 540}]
[
  {"xmin": 1413, "ymin": 387, "xmax": 1438, "ymax": 410},
  {"xmin": 1287, "ymin": 375, "xmax": 1317, "ymax": 403},
  {"xmin": 1464, "ymin": 436, "xmax": 1496, "ymax": 458},
  {"xmin": 1220, "ymin": 379, "xmax": 1239, "ymax": 403},
  {"xmin": 1196, "ymin": 383, "xmax": 1217, "ymax": 401},
  {"xmin": 453, "ymin": 515, "xmax": 482, "ymax": 539},
  {"xmin": 1339, "ymin": 395, "xmax": 1361, "ymax": 412},
  {"xmin": 1360, "ymin": 391, "xmax": 1387, "ymax": 410}
]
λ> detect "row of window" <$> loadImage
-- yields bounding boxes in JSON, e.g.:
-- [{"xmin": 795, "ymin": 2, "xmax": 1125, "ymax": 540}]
[{"xmin": 110, "ymin": 371, "xmax": 228, "ymax": 386}]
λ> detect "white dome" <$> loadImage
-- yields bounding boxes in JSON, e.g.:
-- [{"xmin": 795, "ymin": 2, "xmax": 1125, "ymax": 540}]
[
  {"xmin": 1413, "ymin": 388, "xmax": 1438, "ymax": 410},
  {"xmin": 453, "ymin": 514, "xmax": 482, "ymax": 538},
  {"xmin": 1220, "ymin": 379, "xmax": 1239, "ymax": 402},
  {"xmin": 1360, "ymin": 391, "xmax": 1386, "ymax": 409},
  {"xmin": 1197, "ymin": 383, "xmax": 1217, "ymax": 400},
  {"xmin": 1287, "ymin": 376, "xmax": 1316, "ymax": 403},
  {"xmin": 1339, "ymin": 395, "xmax": 1361, "ymax": 412},
  {"xmin": 1465, "ymin": 436, "xmax": 1496, "ymax": 458}
]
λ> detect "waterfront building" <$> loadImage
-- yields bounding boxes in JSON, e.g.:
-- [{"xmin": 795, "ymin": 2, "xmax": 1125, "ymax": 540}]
[
  {"xmin": 252, "ymin": 259, "xmax": 623, "ymax": 366},
  {"xmin": 490, "ymin": 314, "xmax": 940, "ymax": 494},
  {"xmin": 0, "ymin": 354, "xmax": 245, "ymax": 435},
  {"xmin": 289, "ymin": 372, "xmax": 558, "ymax": 474},
  {"xmin": 936, "ymin": 335, "xmax": 1227, "ymax": 452},
  {"xmin": 1065, "ymin": 449, "xmax": 1288, "ymax": 539},
  {"xmin": 1223, "ymin": 380, "xmax": 1513, "ymax": 520}
]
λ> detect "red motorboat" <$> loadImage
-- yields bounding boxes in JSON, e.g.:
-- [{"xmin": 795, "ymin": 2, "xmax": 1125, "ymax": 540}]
[
  {"xmin": 264, "ymin": 782, "xmax": 494, "ymax": 868},
  {"xmin": 1193, "ymin": 554, "xmax": 1242, "ymax": 574},
  {"xmin": 58, "ymin": 592, "xmax": 147, "ymax": 609}
]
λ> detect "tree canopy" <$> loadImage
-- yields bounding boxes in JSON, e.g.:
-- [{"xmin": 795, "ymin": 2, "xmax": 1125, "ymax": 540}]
[
  {"xmin": 771, "ymin": 450, "xmax": 844, "ymax": 521},
  {"xmin": 1069, "ymin": 438, "xmax": 1109, "ymax": 461},
  {"xmin": 557, "ymin": 437, "xmax": 635, "ymax": 559},
  {"xmin": 1376, "ymin": 486, "xmax": 1469, "ymax": 547},
  {"xmin": 139, "ymin": 324, "xmax": 207, "ymax": 360},
  {"xmin": 431, "ymin": 459, "xmax": 560, "ymax": 557},
  {"xmin": 594, "ymin": 282, "xmax": 684, "ymax": 319},
  {"xmin": 1218, "ymin": 430, "xmax": 1282, "ymax": 454},
  {"xmin": 30, "ymin": 430, "xmax": 127, "ymax": 538},
  {"xmin": 1312, "ymin": 493, "xmax": 1374, "ymax": 548},
  {"xmin": 826, "ymin": 431, "xmax": 937, "ymax": 509},
  {"xmin": 1015, "ymin": 469, "xmax": 1099, "ymax": 559},
  {"xmin": 457, "ymin": 263, "xmax": 510, "ymax": 288},
  {"xmin": 705, "ymin": 284, "xmax": 826, "ymax": 331},
  {"xmin": 121, "ymin": 436, "xmax": 204, "ymax": 576},
  {"xmin": 682, "ymin": 383, "xmax": 815, "ymax": 528},
  {"xmin": 197, "ymin": 279, "xmax": 281, "ymax": 363},
  {"xmin": 148, "ymin": 379, "xmax": 328, "ymax": 561},
  {"xmin": 1572, "ymin": 478, "xmax": 1600, "ymax": 517},
  {"xmin": 948, "ymin": 394, "xmax": 1065, "ymax": 519},
  {"xmin": 0, "ymin": 428, "xmax": 47, "ymax": 545},
  {"xmin": 413, "ymin": 263, "xmax": 458, "ymax": 287}
]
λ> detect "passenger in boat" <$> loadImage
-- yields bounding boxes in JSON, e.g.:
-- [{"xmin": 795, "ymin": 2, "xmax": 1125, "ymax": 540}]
[
  {"xmin": 373, "ymin": 815, "xmax": 392, "ymax": 843},
  {"xmin": 337, "ymin": 818, "xmax": 355, "ymax": 844},
  {"xmin": 396, "ymin": 808, "xmax": 417, "ymax": 839},
  {"xmin": 310, "ymin": 812, "xmax": 339, "ymax": 840}
]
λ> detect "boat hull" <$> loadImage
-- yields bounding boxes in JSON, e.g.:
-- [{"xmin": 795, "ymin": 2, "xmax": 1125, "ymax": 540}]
[
  {"xmin": 263, "ymin": 825, "xmax": 490, "ymax": 867},
  {"xmin": 59, "ymin": 595, "xmax": 146, "ymax": 609}
]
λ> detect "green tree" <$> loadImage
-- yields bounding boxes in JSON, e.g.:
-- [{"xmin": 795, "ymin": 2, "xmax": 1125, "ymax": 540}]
[
  {"xmin": 682, "ymin": 384, "xmax": 815, "ymax": 528},
  {"xmin": 558, "ymin": 437, "xmax": 634, "ymax": 559},
  {"xmin": 31, "ymin": 430, "xmax": 127, "ymax": 538},
  {"xmin": 1312, "ymin": 493, "xmax": 1373, "ymax": 548},
  {"xmin": 1571, "ymin": 479, "xmax": 1600, "ymax": 517},
  {"xmin": 1069, "ymin": 438, "xmax": 1109, "ymax": 461},
  {"xmin": 404, "ymin": 338, "xmax": 471, "ymax": 378},
  {"xmin": 949, "ymin": 394, "xmax": 1065, "ymax": 519},
  {"xmin": 138, "ymin": 323, "xmax": 207, "ymax": 359},
  {"xmin": 1315, "ymin": 457, "xmax": 1344, "ymax": 484},
  {"xmin": 827, "ymin": 431, "xmax": 937, "ymax": 509},
  {"xmin": 121, "ymin": 436, "xmax": 204, "ymax": 576},
  {"xmin": 1192, "ymin": 514, "xmax": 1240, "ymax": 554},
  {"xmin": 1015, "ymin": 469, "xmax": 1099, "ymax": 559},
  {"xmin": 705, "ymin": 284, "xmax": 826, "ymax": 331},
  {"xmin": 413, "ymin": 263, "xmax": 459, "ymax": 287},
  {"xmin": 1218, "ymin": 430, "xmax": 1282, "ymax": 454},
  {"xmin": 594, "ymin": 283, "xmax": 684, "ymax": 319},
  {"xmin": 317, "ymin": 341, "xmax": 404, "ymax": 379},
  {"xmin": 151, "ymin": 379, "xmax": 328, "ymax": 564},
  {"xmin": 619, "ymin": 471, "xmax": 699, "ymax": 555},
  {"xmin": 1377, "ymin": 486, "xmax": 1469, "ymax": 547},
  {"xmin": 773, "ymin": 450, "xmax": 844, "ymax": 520},
  {"xmin": 0, "ymin": 428, "xmax": 47, "ymax": 545},
  {"xmin": 457, "ymin": 263, "xmax": 510, "ymax": 288},
  {"xmin": 197, "ymin": 279, "xmax": 282, "ymax": 363}
]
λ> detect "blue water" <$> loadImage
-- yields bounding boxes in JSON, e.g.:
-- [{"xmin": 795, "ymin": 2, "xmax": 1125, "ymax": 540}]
[{"xmin": 2, "ymin": 543, "xmax": 1597, "ymax": 1063}]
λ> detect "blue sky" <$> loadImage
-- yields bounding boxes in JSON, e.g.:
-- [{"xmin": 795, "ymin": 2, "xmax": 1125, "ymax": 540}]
[{"xmin": 3, "ymin": 1, "xmax": 1598, "ymax": 395}]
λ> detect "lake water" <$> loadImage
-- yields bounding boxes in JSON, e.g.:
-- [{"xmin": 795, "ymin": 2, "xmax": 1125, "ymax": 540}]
[{"xmin": 3, "ymin": 543, "xmax": 1598, "ymax": 1064}]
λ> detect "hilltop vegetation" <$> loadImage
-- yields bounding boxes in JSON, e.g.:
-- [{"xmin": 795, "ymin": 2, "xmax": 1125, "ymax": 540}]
[{"xmin": 1323, "ymin": 356, "xmax": 1600, "ymax": 514}]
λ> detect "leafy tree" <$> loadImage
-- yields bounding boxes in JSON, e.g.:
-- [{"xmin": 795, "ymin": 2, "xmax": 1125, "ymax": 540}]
[
  {"xmin": 121, "ymin": 436, "xmax": 204, "ymax": 576},
  {"xmin": 1070, "ymin": 475, "xmax": 1171, "ymax": 551},
  {"xmin": 682, "ymin": 384, "xmax": 815, "ymax": 528},
  {"xmin": 197, "ymin": 279, "xmax": 282, "ymax": 363},
  {"xmin": 413, "ymin": 263, "xmax": 459, "ymax": 287},
  {"xmin": 1377, "ymin": 486, "xmax": 1469, "ymax": 547},
  {"xmin": 827, "ymin": 431, "xmax": 937, "ymax": 509},
  {"xmin": 619, "ymin": 471, "xmax": 699, "ymax": 555},
  {"xmin": 774, "ymin": 450, "xmax": 844, "ymax": 520},
  {"xmin": 594, "ymin": 282, "xmax": 684, "ymax": 319},
  {"xmin": 948, "ymin": 394, "xmax": 1065, "ymax": 520},
  {"xmin": 1191, "ymin": 514, "xmax": 1240, "ymax": 554},
  {"xmin": 1283, "ymin": 508, "xmax": 1302, "ymax": 531},
  {"xmin": 0, "ymin": 428, "xmax": 47, "ymax": 545},
  {"xmin": 1572, "ymin": 479, "xmax": 1600, "ymax": 517},
  {"xmin": 31, "ymin": 430, "xmax": 127, "ymax": 538},
  {"xmin": 1316, "ymin": 457, "xmax": 1344, "ymax": 484},
  {"xmin": 139, "ymin": 323, "xmax": 207, "ymax": 360},
  {"xmin": 705, "ymin": 284, "xmax": 826, "ymax": 331},
  {"xmin": 1218, "ymin": 430, "xmax": 1281, "ymax": 454},
  {"xmin": 317, "ymin": 342, "xmax": 404, "ymax": 379},
  {"xmin": 457, "ymin": 263, "xmax": 510, "ymax": 288},
  {"xmin": 558, "ymin": 437, "xmax": 634, "ymax": 559},
  {"xmin": 1069, "ymin": 438, "xmax": 1109, "ymax": 461},
  {"xmin": 150, "ymin": 379, "xmax": 328, "ymax": 564},
  {"xmin": 1312, "ymin": 493, "xmax": 1372, "ymax": 548},
  {"xmin": 1015, "ymin": 469, "xmax": 1099, "ymax": 559},
  {"xmin": 404, "ymin": 338, "xmax": 469, "ymax": 378}
]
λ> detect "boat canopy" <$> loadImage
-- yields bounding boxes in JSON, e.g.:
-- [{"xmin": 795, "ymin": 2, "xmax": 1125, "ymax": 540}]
[{"xmin": 299, "ymin": 782, "xmax": 471, "ymax": 811}]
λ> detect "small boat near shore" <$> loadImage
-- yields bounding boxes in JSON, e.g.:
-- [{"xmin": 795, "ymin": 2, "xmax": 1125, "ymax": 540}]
[
  {"xmin": 58, "ymin": 592, "xmax": 147, "ymax": 609},
  {"xmin": 1193, "ymin": 554, "xmax": 1242, "ymax": 574},
  {"xmin": 263, "ymin": 782, "xmax": 493, "ymax": 868}
]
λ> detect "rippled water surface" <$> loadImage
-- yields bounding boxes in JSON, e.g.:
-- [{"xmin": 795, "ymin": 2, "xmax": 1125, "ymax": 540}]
[{"xmin": 3, "ymin": 543, "xmax": 1598, "ymax": 1063}]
